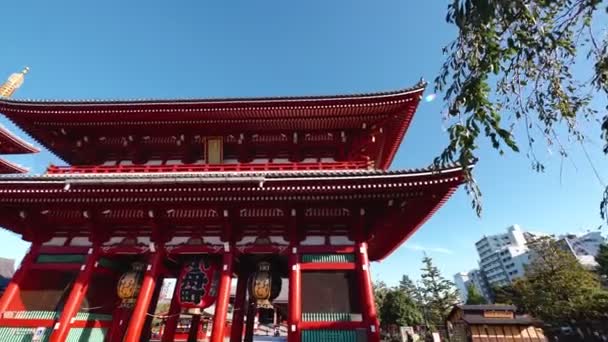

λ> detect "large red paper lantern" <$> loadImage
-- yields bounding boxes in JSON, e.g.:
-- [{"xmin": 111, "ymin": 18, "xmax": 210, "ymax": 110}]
[{"xmin": 177, "ymin": 256, "xmax": 220, "ymax": 309}]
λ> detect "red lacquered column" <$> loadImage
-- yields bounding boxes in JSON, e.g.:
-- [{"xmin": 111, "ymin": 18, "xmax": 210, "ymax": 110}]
[
  {"xmin": 356, "ymin": 242, "xmax": 380, "ymax": 342},
  {"xmin": 230, "ymin": 270, "xmax": 248, "ymax": 342},
  {"xmin": 161, "ymin": 278, "xmax": 182, "ymax": 342},
  {"xmin": 50, "ymin": 246, "xmax": 100, "ymax": 342},
  {"xmin": 124, "ymin": 250, "xmax": 164, "ymax": 341},
  {"xmin": 288, "ymin": 247, "xmax": 301, "ymax": 342},
  {"xmin": 210, "ymin": 251, "xmax": 234, "ymax": 342},
  {"xmin": 243, "ymin": 299, "xmax": 256, "ymax": 342},
  {"xmin": 0, "ymin": 242, "xmax": 41, "ymax": 313},
  {"xmin": 187, "ymin": 314, "xmax": 201, "ymax": 342}
]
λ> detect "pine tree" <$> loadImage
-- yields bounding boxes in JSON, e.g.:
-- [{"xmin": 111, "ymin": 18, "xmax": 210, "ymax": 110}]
[
  {"xmin": 596, "ymin": 243, "xmax": 608, "ymax": 279},
  {"xmin": 465, "ymin": 284, "xmax": 486, "ymax": 305},
  {"xmin": 419, "ymin": 255, "xmax": 459, "ymax": 329},
  {"xmin": 492, "ymin": 284, "xmax": 518, "ymax": 305},
  {"xmin": 398, "ymin": 274, "xmax": 422, "ymax": 305},
  {"xmin": 513, "ymin": 237, "xmax": 607, "ymax": 323},
  {"xmin": 373, "ymin": 280, "xmax": 389, "ymax": 320},
  {"xmin": 380, "ymin": 288, "xmax": 423, "ymax": 327}
]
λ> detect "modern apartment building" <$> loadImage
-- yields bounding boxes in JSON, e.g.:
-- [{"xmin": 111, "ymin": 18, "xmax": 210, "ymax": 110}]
[
  {"xmin": 558, "ymin": 231, "xmax": 605, "ymax": 268},
  {"xmin": 455, "ymin": 225, "xmax": 605, "ymax": 303},
  {"xmin": 454, "ymin": 269, "xmax": 492, "ymax": 303}
]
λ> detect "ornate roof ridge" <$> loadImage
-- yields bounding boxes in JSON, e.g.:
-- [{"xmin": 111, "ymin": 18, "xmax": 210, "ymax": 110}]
[
  {"xmin": 0, "ymin": 80, "xmax": 426, "ymax": 106},
  {"xmin": 0, "ymin": 163, "xmax": 464, "ymax": 181}
]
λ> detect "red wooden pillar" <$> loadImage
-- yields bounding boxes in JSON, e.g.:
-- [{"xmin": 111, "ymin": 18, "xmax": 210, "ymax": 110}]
[
  {"xmin": 243, "ymin": 299, "xmax": 256, "ymax": 342},
  {"xmin": 188, "ymin": 314, "xmax": 201, "ymax": 342},
  {"xmin": 356, "ymin": 242, "xmax": 380, "ymax": 342},
  {"xmin": 124, "ymin": 250, "xmax": 164, "ymax": 341},
  {"xmin": 210, "ymin": 251, "xmax": 234, "ymax": 342},
  {"xmin": 288, "ymin": 247, "xmax": 301, "ymax": 342},
  {"xmin": 49, "ymin": 246, "xmax": 100, "ymax": 342},
  {"xmin": 161, "ymin": 279, "xmax": 182, "ymax": 342},
  {"xmin": 0, "ymin": 242, "xmax": 41, "ymax": 313},
  {"xmin": 230, "ymin": 270, "xmax": 248, "ymax": 342},
  {"xmin": 107, "ymin": 307, "xmax": 132, "ymax": 342}
]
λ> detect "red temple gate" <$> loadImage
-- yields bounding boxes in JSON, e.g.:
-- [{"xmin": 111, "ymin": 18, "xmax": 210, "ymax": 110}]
[{"xmin": 0, "ymin": 74, "xmax": 465, "ymax": 341}]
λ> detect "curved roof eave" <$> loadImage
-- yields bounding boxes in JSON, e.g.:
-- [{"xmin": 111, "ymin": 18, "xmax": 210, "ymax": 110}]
[
  {"xmin": 0, "ymin": 158, "xmax": 28, "ymax": 174},
  {"xmin": 0, "ymin": 124, "xmax": 39, "ymax": 154},
  {"xmin": 0, "ymin": 163, "xmax": 466, "ymax": 183},
  {"xmin": 0, "ymin": 81, "xmax": 426, "ymax": 107}
]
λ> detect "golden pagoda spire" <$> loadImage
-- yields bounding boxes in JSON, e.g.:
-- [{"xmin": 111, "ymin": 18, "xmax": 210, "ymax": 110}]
[{"xmin": 0, "ymin": 67, "xmax": 30, "ymax": 98}]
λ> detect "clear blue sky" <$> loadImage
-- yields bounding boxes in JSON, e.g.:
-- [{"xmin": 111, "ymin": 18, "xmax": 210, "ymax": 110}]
[{"xmin": 1, "ymin": 0, "xmax": 607, "ymax": 286}]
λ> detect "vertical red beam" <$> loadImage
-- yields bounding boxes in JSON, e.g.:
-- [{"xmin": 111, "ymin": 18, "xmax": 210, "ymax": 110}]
[
  {"xmin": 0, "ymin": 242, "xmax": 41, "ymax": 313},
  {"xmin": 288, "ymin": 247, "xmax": 301, "ymax": 342},
  {"xmin": 49, "ymin": 246, "xmax": 100, "ymax": 342},
  {"xmin": 243, "ymin": 299, "xmax": 256, "ymax": 342},
  {"xmin": 161, "ymin": 278, "xmax": 182, "ymax": 342},
  {"xmin": 210, "ymin": 250, "xmax": 234, "ymax": 342},
  {"xmin": 288, "ymin": 209, "xmax": 302, "ymax": 342},
  {"xmin": 124, "ymin": 249, "xmax": 164, "ymax": 341},
  {"xmin": 187, "ymin": 314, "xmax": 201, "ymax": 342},
  {"xmin": 142, "ymin": 274, "xmax": 165, "ymax": 341},
  {"xmin": 230, "ymin": 269, "xmax": 248, "ymax": 342},
  {"xmin": 107, "ymin": 307, "xmax": 131, "ymax": 342},
  {"xmin": 356, "ymin": 241, "xmax": 380, "ymax": 342}
]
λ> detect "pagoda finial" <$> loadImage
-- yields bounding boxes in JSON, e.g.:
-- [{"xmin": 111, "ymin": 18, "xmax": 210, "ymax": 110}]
[{"xmin": 0, "ymin": 66, "xmax": 30, "ymax": 98}]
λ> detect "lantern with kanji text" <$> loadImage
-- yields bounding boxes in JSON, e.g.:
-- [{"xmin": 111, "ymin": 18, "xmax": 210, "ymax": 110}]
[{"xmin": 177, "ymin": 256, "xmax": 220, "ymax": 310}]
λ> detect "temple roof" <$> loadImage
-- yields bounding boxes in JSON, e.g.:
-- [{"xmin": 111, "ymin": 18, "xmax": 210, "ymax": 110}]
[
  {"xmin": 0, "ymin": 124, "xmax": 38, "ymax": 154},
  {"xmin": 0, "ymin": 164, "xmax": 465, "ymax": 260},
  {"xmin": 0, "ymin": 82, "xmax": 426, "ymax": 169},
  {"xmin": 0, "ymin": 81, "xmax": 425, "ymax": 105},
  {"xmin": 0, "ymin": 158, "xmax": 28, "ymax": 174},
  {"xmin": 0, "ymin": 163, "xmax": 462, "ymax": 181}
]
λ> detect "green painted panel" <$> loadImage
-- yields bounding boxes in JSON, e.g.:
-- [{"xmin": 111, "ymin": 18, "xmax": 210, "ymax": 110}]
[
  {"xmin": 97, "ymin": 257, "xmax": 123, "ymax": 271},
  {"xmin": 302, "ymin": 312, "xmax": 353, "ymax": 322},
  {"xmin": 73, "ymin": 312, "xmax": 112, "ymax": 321},
  {"xmin": 11, "ymin": 311, "xmax": 60, "ymax": 320},
  {"xmin": 0, "ymin": 327, "xmax": 51, "ymax": 342},
  {"xmin": 302, "ymin": 329, "xmax": 357, "ymax": 342},
  {"xmin": 301, "ymin": 254, "xmax": 355, "ymax": 263},
  {"xmin": 66, "ymin": 328, "xmax": 107, "ymax": 342},
  {"xmin": 36, "ymin": 254, "xmax": 85, "ymax": 264}
]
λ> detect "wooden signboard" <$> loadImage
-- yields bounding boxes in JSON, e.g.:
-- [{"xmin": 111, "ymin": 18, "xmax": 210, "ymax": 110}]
[{"xmin": 483, "ymin": 310, "xmax": 514, "ymax": 319}]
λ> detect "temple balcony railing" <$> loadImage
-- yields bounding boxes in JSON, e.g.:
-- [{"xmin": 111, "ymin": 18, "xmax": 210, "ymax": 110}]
[{"xmin": 46, "ymin": 160, "xmax": 373, "ymax": 174}]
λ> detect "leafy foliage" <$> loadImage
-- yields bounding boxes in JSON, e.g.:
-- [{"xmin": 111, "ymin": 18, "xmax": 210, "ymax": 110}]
[
  {"xmin": 597, "ymin": 243, "xmax": 608, "ymax": 278},
  {"xmin": 379, "ymin": 288, "xmax": 424, "ymax": 327},
  {"xmin": 399, "ymin": 274, "xmax": 423, "ymax": 305},
  {"xmin": 492, "ymin": 283, "xmax": 519, "ymax": 305},
  {"xmin": 436, "ymin": 0, "xmax": 608, "ymax": 218},
  {"xmin": 465, "ymin": 283, "xmax": 487, "ymax": 304},
  {"xmin": 373, "ymin": 280, "xmax": 390, "ymax": 319},
  {"xmin": 498, "ymin": 237, "xmax": 608, "ymax": 323},
  {"xmin": 419, "ymin": 255, "xmax": 459, "ymax": 329}
]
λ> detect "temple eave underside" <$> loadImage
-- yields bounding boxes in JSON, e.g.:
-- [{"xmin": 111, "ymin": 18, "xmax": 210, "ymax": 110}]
[{"xmin": 0, "ymin": 167, "xmax": 462, "ymax": 261}]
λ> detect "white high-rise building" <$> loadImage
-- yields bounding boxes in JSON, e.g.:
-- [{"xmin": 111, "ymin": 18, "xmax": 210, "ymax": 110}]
[
  {"xmin": 558, "ymin": 231, "xmax": 605, "ymax": 268},
  {"xmin": 456, "ymin": 225, "xmax": 606, "ymax": 303},
  {"xmin": 454, "ymin": 269, "xmax": 492, "ymax": 303},
  {"xmin": 476, "ymin": 225, "xmax": 531, "ymax": 288}
]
